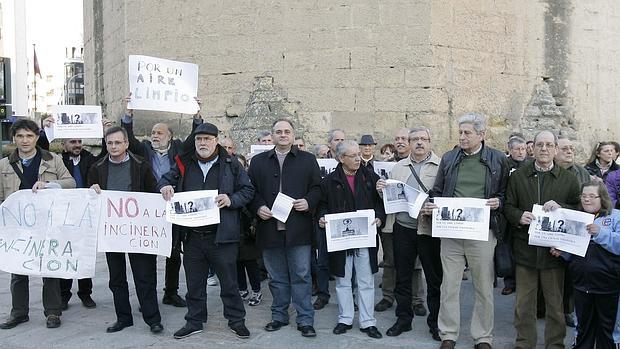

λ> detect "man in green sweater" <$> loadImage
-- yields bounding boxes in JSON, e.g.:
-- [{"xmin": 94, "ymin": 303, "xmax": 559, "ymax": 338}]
[{"xmin": 504, "ymin": 130, "xmax": 580, "ymax": 349}]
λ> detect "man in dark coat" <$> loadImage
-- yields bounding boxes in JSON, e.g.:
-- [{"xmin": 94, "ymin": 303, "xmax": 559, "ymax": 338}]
[
  {"xmin": 318, "ymin": 140, "xmax": 385, "ymax": 339},
  {"xmin": 88, "ymin": 126, "xmax": 163, "ymax": 334},
  {"xmin": 122, "ymin": 93, "xmax": 203, "ymax": 307},
  {"xmin": 247, "ymin": 118, "xmax": 322, "ymax": 337},
  {"xmin": 158, "ymin": 122, "xmax": 254, "ymax": 340}
]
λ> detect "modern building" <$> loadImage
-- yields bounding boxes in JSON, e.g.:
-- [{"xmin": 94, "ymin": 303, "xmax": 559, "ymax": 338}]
[{"xmin": 64, "ymin": 46, "xmax": 84, "ymax": 105}]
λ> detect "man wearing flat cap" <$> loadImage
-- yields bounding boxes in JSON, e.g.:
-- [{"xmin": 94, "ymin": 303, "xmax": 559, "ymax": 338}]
[
  {"xmin": 158, "ymin": 122, "xmax": 255, "ymax": 340},
  {"xmin": 359, "ymin": 134, "xmax": 377, "ymax": 169}
]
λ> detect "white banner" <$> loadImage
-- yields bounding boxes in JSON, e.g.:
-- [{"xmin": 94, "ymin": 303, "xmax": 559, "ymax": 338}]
[
  {"xmin": 0, "ymin": 189, "xmax": 99, "ymax": 278},
  {"xmin": 317, "ymin": 158, "xmax": 338, "ymax": 178},
  {"xmin": 527, "ymin": 204, "xmax": 594, "ymax": 257},
  {"xmin": 98, "ymin": 191, "xmax": 172, "ymax": 257},
  {"xmin": 50, "ymin": 105, "xmax": 103, "ymax": 140},
  {"xmin": 373, "ymin": 161, "xmax": 396, "ymax": 179},
  {"xmin": 128, "ymin": 55, "xmax": 199, "ymax": 114},
  {"xmin": 432, "ymin": 197, "xmax": 491, "ymax": 241},
  {"xmin": 382, "ymin": 179, "xmax": 428, "ymax": 218},
  {"xmin": 325, "ymin": 209, "xmax": 376, "ymax": 252},
  {"xmin": 166, "ymin": 190, "xmax": 219, "ymax": 227}
]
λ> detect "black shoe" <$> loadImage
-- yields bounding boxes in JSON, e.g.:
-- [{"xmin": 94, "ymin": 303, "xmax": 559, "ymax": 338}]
[
  {"xmin": 354, "ymin": 303, "xmax": 359, "ymax": 312},
  {"xmin": 162, "ymin": 294, "xmax": 187, "ymax": 307},
  {"xmin": 61, "ymin": 302, "xmax": 69, "ymax": 311},
  {"xmin": 264, "ymin": 320, "xmax": 287, "ymax": 332},
  {"xmin": 360, "ymin": 326, "xmax": 382, "ymax": 339},
  {"xmin": 374, "ymin": 299, "xmax": 393, "ymax": 312},
  {"xmin": 414, "ymin": 304, "xmax": 427, "ymax": 316},
  {"xmin": 313, "ymin": 297, "xmax": 329, "ymax": 310},
  {"xmin": 150, "ymin": 322, "xmax": 164, "ymax": 334},
  {"xmin": 79, "ymin": 295, "xmax": 97, "ymax": 308},
  {"xmin": 0, "ymin": 315, "xmax": 29, "ymax": 329},
  {"xmin": 297, "ymin": 325, "xmax": 316, "ymax": 337},
  {"xmin": 430, "ymin": 328, "xmax": 441, "ymax": 341},
  {"xmin": 106, "ymin": 321, "xmax": 133, "ymax": 333},
  {"xmin": 230, "ymin": 323, "xmax": 250, "ymax": 338},
  {"xmin": 332, "ymin": 323, "xmax": 352, "ymax": 334},
  {"xmin": 440, "ymin": 340, "xmax": 456, "ymax": 349},
  {"xmin": 46, "ymin": 315, "xmax": 61, "ymax": 329},
  {"xmin": 386, "ymin": 321, "xmax": 412, "ymax": 337},
  {"xmin": 173, "ymin": 325, "xmax": 203, "ymax": 339}
]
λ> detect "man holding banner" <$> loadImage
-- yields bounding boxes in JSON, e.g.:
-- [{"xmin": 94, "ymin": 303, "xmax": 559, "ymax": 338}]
[
  {"xmin": 426, "ymin": 113, "xmax": 509, "ymax": 349},
  {"xmin": 0, "ymin": 119, "xmax": 76, "ymax": 330},
  {"xmin": 504, "ymin": 130, "xmax": 580, "ymax": 349},
  {"xmin": 88, "ymin": 126, "xmax": 163, "ymax": 334},
  {"xmin": 158, "ymin": 122, "xmax": 254, "ymax": 339},
  {"xmin": 122, "ymin": 93, "xmax": 203, "ymax": 308}
]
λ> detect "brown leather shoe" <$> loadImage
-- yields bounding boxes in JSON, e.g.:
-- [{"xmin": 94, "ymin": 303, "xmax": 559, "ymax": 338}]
[
  {"xmin": 474, "ymin": 343, "xmax": 492, "ymax": 349},
  {"xmin": 439, "ymin": 340, "xmax": 455, "ymax": 349},
  {"xmin": 501, "ymin": 287, "xmax": 514, "ymax": 295}
]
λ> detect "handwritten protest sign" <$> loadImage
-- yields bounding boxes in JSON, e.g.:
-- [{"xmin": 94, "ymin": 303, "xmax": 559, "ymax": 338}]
[
  {"xmin": 98, "ymin": 191, "xmax": 171, "ymax": 257},
  {"xmin": 51, "ymin": 105, "xmax": 103, "ymax": 140},
  {"xmin": 0, "ymin": 189, "xmax": 99, "ymax": 278},
  {"xmin": 128, "ymin": 55, "xmax": 199, "ymax": 114}
]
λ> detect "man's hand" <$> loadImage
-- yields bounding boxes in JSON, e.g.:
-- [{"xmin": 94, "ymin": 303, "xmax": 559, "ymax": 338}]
[
  {"xmin": 193, "ymin": 97, "xmax": 202, "ymax": 119},
  {"xmin": 123, "ymin": 92, "xmax": 133, "ymax": 116},
  {"xmin": 90, "ymin": 184, "xmax": 102, "ymax": 194},
  {"xmin": 215, "ymin": 194, "xmax": 231, "ymax": 208},
  {"xmin": 32, "ymin": 181, "xmax": 47, "ymax": 193},
  {"xmin": 160, "ymin": 185, "xmax": 174, "ymax": 201},
  {"xmin": 549, "ymin": 247, "xmax": 562, "ymax": 258},
  {"xmin": 293, "ymin": 198, "xmax": 309, "ymax": 211},
  {"xmin": 519, "ymin": 211, "xmax": 535, "ymax": 225},
  {"xmin": 542, "ymin": 200, "xmax": 560, "ymax": 212},
  {"xmin": 372, "ymin": 218, "xmax": 382, "ymax": 227},
  {"xmin": 376, "ymin": 179, "xmax": 387, "ymax": 191},
  {"xmin": 486, "ymin": 197, "xmax": 500, "ymax": 210},
  {"xmin": 102, "ymin": 117, "xmax": 116, "ymax": 132},
  {"xmin": 319, "ymin": 216, "xmax": 326, "ymax": 229},
  {"xmin": 422, "ymin": 201, "xmax": 438, "ymax": 216},
  {"xmin": 257, "ymin": 205, "xmax": 273, "ymax": 220}
]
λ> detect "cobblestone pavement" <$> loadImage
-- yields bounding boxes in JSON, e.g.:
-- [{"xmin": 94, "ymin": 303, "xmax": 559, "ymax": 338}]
[{"xmin": 0, "ymin": 254, "xmax": 573, "ymax": 348}]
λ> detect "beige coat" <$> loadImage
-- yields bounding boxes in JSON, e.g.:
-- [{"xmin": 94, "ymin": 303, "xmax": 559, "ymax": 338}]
[
  {"xmin": 384, "ymin": 151, "xmax": 440, "ymax": 236},
  {"xmin": 0, "ymin": 148, "xmax": 76, "ymax": 203}
]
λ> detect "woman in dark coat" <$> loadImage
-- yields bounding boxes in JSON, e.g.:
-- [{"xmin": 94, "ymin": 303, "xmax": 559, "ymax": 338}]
[{"xmin": 318, "ymin": 140, "xmax": 386, "ymax": 339}]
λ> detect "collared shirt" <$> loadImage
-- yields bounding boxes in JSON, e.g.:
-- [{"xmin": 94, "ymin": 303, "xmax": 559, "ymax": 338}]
[
  {"xmin": 463, "ymin": 143, "xmax": 483, "ymax": 156},
  {"xmin": 198, "ymin": 156, "xmax": 219, "ymax": 179},
  {"xmin": 70, "ymin": 155, "xmax": 81, "ymax": 166},
  {"xmin": 108, "ymin": 153, "xmax": 130, "ymax": 164},
  {"xmin": 534, "ymin": 161, "xmax": 554, "ymax": 172}
]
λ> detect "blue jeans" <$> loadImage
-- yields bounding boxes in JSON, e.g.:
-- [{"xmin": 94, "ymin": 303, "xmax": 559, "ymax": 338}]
[{"xmin": 263, "ymin": 244, "xmax": 314, "ymax": 326}]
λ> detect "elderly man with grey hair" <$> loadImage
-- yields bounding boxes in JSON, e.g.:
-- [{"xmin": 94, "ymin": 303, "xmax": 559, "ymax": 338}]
[
  {"xmin": 257, "ymin": 130, "xmax": 273, "ymax": 145},
  {"xmin": 425, "ymin": 113, "xmax": 510, "ymax": 349},
  {"xmin": 326, "ymin": 129, "xmax": 345, "ymax": 159}
]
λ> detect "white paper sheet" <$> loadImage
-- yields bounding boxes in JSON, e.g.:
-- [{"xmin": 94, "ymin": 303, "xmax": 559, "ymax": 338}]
[
  {"xmin": 325, "ymin": 209, "xmax": 376, "ymax": 252},
  {"xmin": 271, "ymin": 192, "xmax": 295, "ymax": 223},
  {"xmin": 51, "ymin": 105, "xmax": 103, "ymax": 139},
  {"xmin": 382, "ymin": 179, "xmax": 428, "ymax": 218},
  {"xmin": 431, "ymin": 197, "xmax": 491, "ymax": 241},
  {"xmin": 165, "ymin": 190, "xmax": 220, "ymax": 227}
]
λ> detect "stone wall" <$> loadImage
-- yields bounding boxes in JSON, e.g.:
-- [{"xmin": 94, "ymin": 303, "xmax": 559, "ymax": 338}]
[{"xmin": 83, "ymin": 0, "xmax": 620, "ymax": 159}]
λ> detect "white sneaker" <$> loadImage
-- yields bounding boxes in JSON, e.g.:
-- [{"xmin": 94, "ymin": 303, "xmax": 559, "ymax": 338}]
[
  {"xmin": 248, "ymin": 291, "xmax": 262, "ymax": 306},
  {"xmin": 207, "ymin": 276, "xmax": 219, "ymax": 286},
  {"xmin": 239, "ymin": 290, "xmax": 250, "ymax": 301}
]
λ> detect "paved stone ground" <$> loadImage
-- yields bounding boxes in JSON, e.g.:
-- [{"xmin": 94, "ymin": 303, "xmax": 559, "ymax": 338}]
[{"xmin": 0, "ymin": 254, "xmax": 574, "ymax": 348}]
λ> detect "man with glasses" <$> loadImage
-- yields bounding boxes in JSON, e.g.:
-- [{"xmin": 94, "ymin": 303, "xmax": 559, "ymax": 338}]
[
  {"xmin": 555, "ymin": 135, "xmax": 590, "ymax": 185},
  {"xmin": 376, "ymin": 126, "xmax": 443, "ymax": 341},
  {"xmin": 88, "ymin": 126, "xmax": 163, "ymax": 334},
  {"xmin": 426, "ymin": 113, "xmax": 510, "ymax": 349},
  {"xmin": 248, "ymin": 119, "xmax": 322, "ymax": 337},
  {"xmin": 158, "ymin": 123, "xmax": 254, "ymax": 340},
  {"xmin": 504, "ymin": 130, "xmax": 580, "ymax": 349}
]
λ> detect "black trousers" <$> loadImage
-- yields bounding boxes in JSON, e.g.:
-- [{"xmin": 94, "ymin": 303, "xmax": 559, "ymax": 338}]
[
  {"xmin": 574, "ymin": 289, "xmax": 618, "ymax": 349},
  {"xmin": 393, "ymin": 222, "xmax": 442, "ymax": 331},
  {"xmin": 164, "ymin": 248, "xmax": 182, "ymax": 296},
  {"xmin": 60, "ymin": 278, "xmax": 93, "ymax": 303},
  {"xmin": 183, "ymin": 232, "xmax": 245, "ymax": 329},
  {"xmin": 10, "ymin": 275, "xmax": 61, "ymax": 318},
  {"xmin": 105, "ymin": 252, "xmax": 160, "ymax": 325},
  {"xmin": 237, "ymin": 259, "xmax": 261, "ymax": 293}
]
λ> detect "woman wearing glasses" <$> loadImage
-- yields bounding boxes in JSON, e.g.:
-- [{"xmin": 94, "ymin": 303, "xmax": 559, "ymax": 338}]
[{"xmin": 551, "ymin": 181, "xmax": 620, "ymax": 348}]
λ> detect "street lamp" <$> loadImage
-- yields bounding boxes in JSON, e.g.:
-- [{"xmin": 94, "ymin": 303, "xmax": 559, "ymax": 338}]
[{"xmin": 64, "ymin": 72, "xmax": 83, "ymax": 105}]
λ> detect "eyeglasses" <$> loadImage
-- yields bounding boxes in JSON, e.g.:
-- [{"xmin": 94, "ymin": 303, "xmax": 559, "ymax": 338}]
[
  {"xmin": 535, "ymin": 142, "xmax": 556, "ymax": 149},
  {"xmin": 106, "ymin": 141, "xmax": 126, "ymax": 146},
  {"xmin": 410, "ymin": 137, "xmax": 430, "ymax": 142},
  {"xmin": 580, "ymin": 194, "xmax": 600, "ymax": 200},
  {"xmin": 559, "ymin": 146, "xmax": 574, "ymax": 152}
]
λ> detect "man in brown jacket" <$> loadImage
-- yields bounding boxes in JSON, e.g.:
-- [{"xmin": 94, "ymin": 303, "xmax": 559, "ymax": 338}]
[{"xmin": 0, "ymin": 118, "xmax": 76, "ymax": 330}]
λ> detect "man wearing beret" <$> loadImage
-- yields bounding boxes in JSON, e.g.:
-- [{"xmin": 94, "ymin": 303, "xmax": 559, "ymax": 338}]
[{"xmin": 158, "ymin": 122, "xmax": 255, "ymax": 340}]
